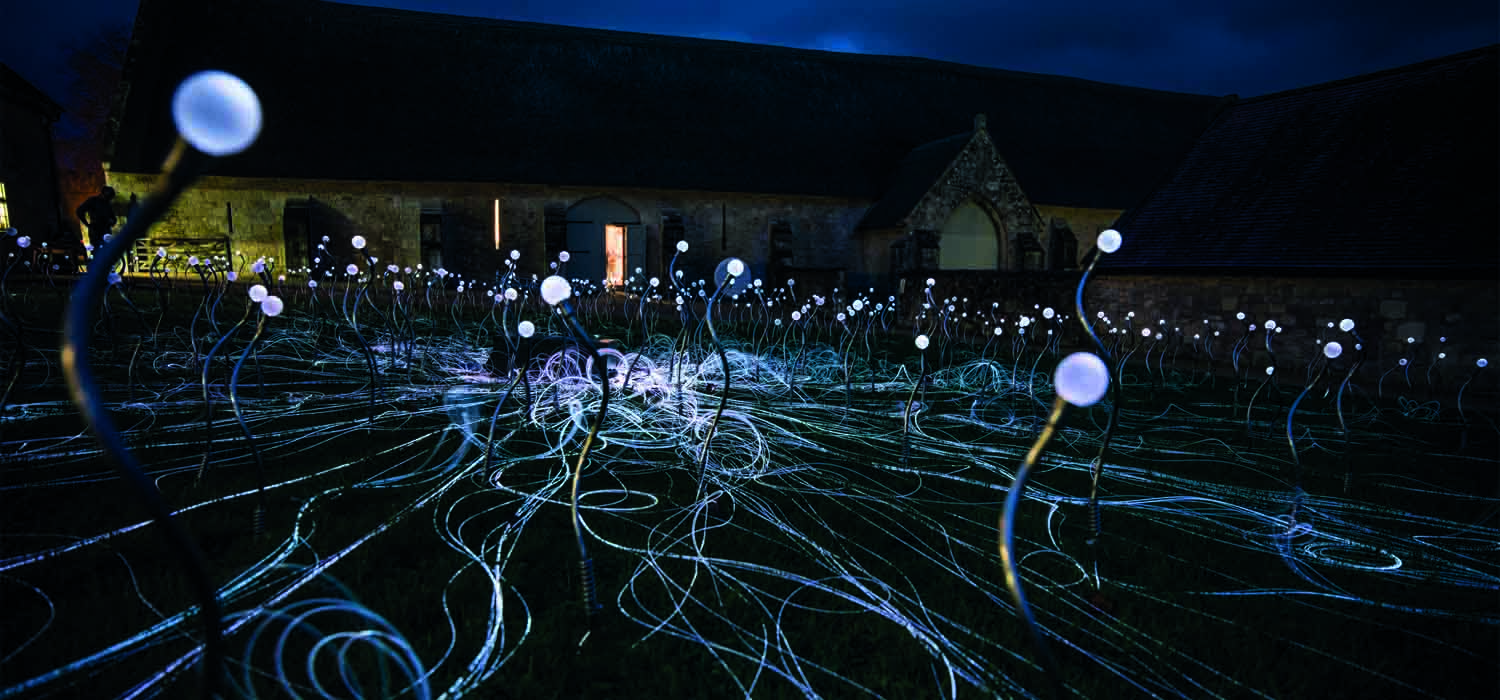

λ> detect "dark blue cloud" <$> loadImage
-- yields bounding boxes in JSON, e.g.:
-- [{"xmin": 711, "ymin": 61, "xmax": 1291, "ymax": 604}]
[{"xmin": 4, "ymin": 0, "xmax": 1494, "ymax": 106}]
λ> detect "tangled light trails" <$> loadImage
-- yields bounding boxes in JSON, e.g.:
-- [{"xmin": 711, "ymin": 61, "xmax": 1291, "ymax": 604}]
[{"xmin": 1, "ymin": 304, "xmax": 1496, "ymax": 699}]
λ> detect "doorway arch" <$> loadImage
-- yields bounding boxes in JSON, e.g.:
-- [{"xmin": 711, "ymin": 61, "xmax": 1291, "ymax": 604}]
[{"xmin": 566, "ymin": 196, "xmax": 641, "ymax": 285}]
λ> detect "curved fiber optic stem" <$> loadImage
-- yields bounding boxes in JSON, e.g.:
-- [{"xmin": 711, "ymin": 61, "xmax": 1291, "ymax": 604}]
[
  {"xmin": 999, "ymin": 395, "xmax": 1070, "ymax": 700},
  {"xmin": 483, "ymin": 358, "xmax": 526, "ymax": 475},
  {"xmin": 1286, "ymin": 359, "xmax": 1329, "ymax": 522},
  {"xmin": 1073, "ymin": 250, "xmax": 1119, "ymax": 546},
  {"xmin": 229, "ymin": 311, "xmax": 270, "ymax": 536},
  {"xmin": 697, "ymin": 276, "xmax": 736, "ymax": 501},
  {"xmin": 558, "ymin": 300, "xmax": 609, "ymax": 617},
  {"xmin": 198, "ymin": 299, "xmax": 254, "ymax": 482},
  {"xmin": 61, "ymin": 137, "xmax": 225, "ymax": 698},
  {"xmin": 902, "ymin": 349, "xmax": 926, "ymax": 466}
]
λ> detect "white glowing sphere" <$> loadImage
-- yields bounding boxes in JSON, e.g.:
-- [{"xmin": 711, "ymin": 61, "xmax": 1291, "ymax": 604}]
[
  {"xmin": 1141, "ymin": 328, "xmax": 1150, "ymax": 337},
  {"xmin": 1339, "ymin": 318, "xmax": 1354, "ymax": 332},
  {"xmin": 1043, "ymin": 307, "xmax": 1055, "ymax": 319},
  {"xmin": 157, "ymin": 247, "xmax": 167, "ymax": 258},
  {"xmin": 1248, "ymin": 324, "xmax": 1257, "ymax": 331},
  {"xmin": 1236, "ymin": 312, "xmax": 1245, "ymax": 320},
  {"xmin": 16, "ymin": 236, "xmax": 30, "ymax": 248},
  {"xmin": 504, "ymin": 288, "xmax": 518, "ymax": 301},
  {"xmin": 226, "ymin": 271, "xmax": 238, "ymax": 282},
  {"xmin": 248, "ymin": 284, "xmax": 268, "ymax": 302},
  {"xmin": 649, "ymin": 277, "xmax": 659, "ymax": 287},
  {"xmin": 1324, "ymin": 341, "xmax": 1342, "ymax": 359},
  {"xmin": 1439, "ymin": 336, "xmax": 1446, "ymax": 343},
  {"xmin": 672, "ymin": 240, "xmax": 688, "ymax": 253},
  {"xmin": 727, "ymin": 258, "xmax": 745, "ymax": 277},
  {"xmin": 518, "ymin": 320, "xmax": 536, "ymax": 338},
  {"xmin": 308, "ymin": 279, "xmax": 318, "ymax": 288},
  {"xmin": 994, "ymin": 327, "xmax": 1002, "ymax": 336},
  {"xmin": 1264, "ymin": 320, "xmax": 1277, "ymax": 330},
  {"xmin": 557, "ymin": 251, "xmax": 570, "ymax": 263},
  {"xmin": 171, "ymin": 71, "xmax": 261, "ymax": 156},
  {"xmin": 346, "ymin": 264, "xmax": 358, "ymax": 275},
  {"xmin": 1265, "ymin": 366, "xmax": 1275, "ymax": 375},
  {"xmin": 1097, "ymin": 229, "xmax": 1122, "ymax": 254},
  {"xmin": 540, "ymin": 275, "xmax": 571, "ymax": 305},
  {"xmin": 1478, "ymin": 358, "xmax": 1488, "ymax": 368},
  {"xmin": 792, "ymin": 311, "xmax": 802, "ymax": 321},
  {"xmin": 852, "ymin": 299, "xmax": 864, "ymax": 311},
  {"xmin": 1438, "ymin": 352, "xmax": 1446, "ymax": 359},
  {"xmin": 1055, "ymin": 352, "xmax": 1109, "ymax": 407},
  {"xmin": 277, "ymin": 275, "xmax": 285, "ymax": 281},
  {"xmin": 915, "ymin": 334, "xmax": 930, "ymax": 350},
  {"xmin": 261, "ymin": 295, "xmax": 284, "ymax": 317},
  {"xmin": 926, "ymin": 278, "xmax": 935, "ymax": 287},
  {"xmin": 351, "ymin": 235, "xmax": 366, "ymax": 250},
  {"xmin": 1407, "ymin": 337, "xmax": 1415, "ymax": 344},
  {"xmin": 393, "ymin": 280, "xmax": 404, "ymax": 291},
  {"xmin": 837, "ymin": 312, "xmax": 847, "ymax": 322},
  {"xmin": 1399, "ymin": 358, "xmax": 1408, "ymax": 366}
]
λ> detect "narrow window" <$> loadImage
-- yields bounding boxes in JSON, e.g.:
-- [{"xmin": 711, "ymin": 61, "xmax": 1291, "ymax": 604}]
[
  {"xmin": 0, "ymin": 183, "xmax": 9, "ymax": 230},
  {"xmin": 493, "ymin": 199, "xmax": 501, "ymax": 250}
]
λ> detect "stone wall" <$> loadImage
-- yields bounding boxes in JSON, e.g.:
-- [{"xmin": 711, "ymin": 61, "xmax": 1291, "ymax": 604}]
[{"xmin": 104, "ymin": 172, "xmax": 869, "ymax": 288}]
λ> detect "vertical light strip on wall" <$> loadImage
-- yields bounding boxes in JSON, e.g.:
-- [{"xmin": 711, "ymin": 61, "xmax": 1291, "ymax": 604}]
[{"xmin": 493, "ymin": 199, "xmax": 500, "ymax": 250}]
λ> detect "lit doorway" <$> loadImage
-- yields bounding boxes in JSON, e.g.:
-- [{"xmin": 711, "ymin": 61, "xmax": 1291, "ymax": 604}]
[{"xmin": 605, "ymin": 224, "xmax": 626, "ymax": 287}]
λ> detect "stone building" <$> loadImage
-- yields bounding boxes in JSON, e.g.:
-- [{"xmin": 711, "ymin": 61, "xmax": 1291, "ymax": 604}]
[
  {"xmin": 104, "ymin": 0, "xmax": 1225, "ymax": 292},
  {"xmin": 1100, "ymin": 46, "xmax": 1498, "ymax": 377},
  {"xmin": 0, "ymin": 62, "xmax": 64, "ymax": 242}
]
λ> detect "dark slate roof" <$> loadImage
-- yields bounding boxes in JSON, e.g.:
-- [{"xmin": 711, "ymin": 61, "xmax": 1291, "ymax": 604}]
[
  {"xmin": 0, "ymin": 62, "xmax": 64, "ymax": 120},
  {"xmin": 1108, "ymin": 45, "xmax": 1499, "ymax": 276},
  {"xmin": 111, "ymin": 0, "xmax": 1224, "ymax": 208},
  {"xmin": 857, "ymin": 132, "xmax": 972, "ymax": 230}
]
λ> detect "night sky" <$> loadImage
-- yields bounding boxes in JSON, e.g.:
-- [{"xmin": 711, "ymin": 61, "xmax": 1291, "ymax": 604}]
[{"xmin": 5, "ymin": 0, "xmax": 1497, "ymax": 108}]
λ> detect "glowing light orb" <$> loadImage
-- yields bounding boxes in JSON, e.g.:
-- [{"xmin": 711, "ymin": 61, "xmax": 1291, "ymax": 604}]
[
  {"xmin": 1043, "ymin": 307, "xmax": 1054, "ymax": 319},
  {"xmin": 252, "ymin": 261, "xmax": 265, "ymax": 273},
  {"xmin": 1478, "ymin": 358, "xmax": 1489, "ymax": 368},
  {"xmin": 558, "ymin": 251, "xmax": 571, "ymax": 262},
  {"xmin": 540, "ymin": 275, "xmax": 571, "ymax": 305},
  {"xmin": 518, "ymin": 320, "xmax": 535, "ymax": 338},
  {"xmin": 16, "ymin": 236, "xmax": 29, "ymax": 248},
  {"xmin": 261, "ymin": 296, "xmax": 284, "ymax": 317},
  {"xmin": 649, "ymin": 277, "xmax": 659, "ymax": 287},
  {"xmin": 1236, "ymin": 312, "xmax": 1246, "ymax": 320},
  {"xmin": 926, "ymin": 278, "xmax": 935, "ymax": 287},
  {"xmin": 393, "ymin": 281, "xmax": 404, "ymax": 291},
  {"xmin": 226, "ymin": 271, "xmax": 237, "ymax": 282},
  {"xmin": 915, "ymin": 335, "xmax": 930, "ymax": 350},
  {"xmin": 1056, "ymin": 352, "xmax": 1109, "ymax": 406},
  {"xmin": 157, "ymin": 247, "xmax": 167, "ymax": 258},
  {"xmin": 1407, "ymin": 337, "xmax": 1415, "ymax": 344},
  {"xmin": 852, "ymin": 299, "xmax": 864, "ymax": 311},
  {"xmin": 1266, "ymin": 366, "xmax": 1275, "ymax": 375},
  {"xmin": 1399, "ymin": 359, "xmax": 1408, "ymax": 366},
  {"xmin": 504, "ymin": 288, "xmax": 518, "ymax": 301},
  {"xmin": 1097, "ymin": 229, "xmax": 1122, "ymax": 254},
  {"xmin": 308, "ymin": 280, "xmax": 318, "ymax": 288},
  {"xmin": 1324, "ymin": 341, "xmax": 1343, "ymax": 359},
  {"xmin": 510, "ymin": 249, "xmax": 520, "ymax": 260},
  {"xmin": 1340, "ymin": 318, "xmax": 1355, "ymax": 332},
  {"xmin": 1438, "ymin": 352, "xmax": 1446, "ymax": 359},
  {"xmin": 791, "ymin": 311, "xmax": 801, "ymax": 321},
  {"xmin": 171, "ymin": 71, "xmax": 261, "ymax": 156},
  {"xmin": 248, "ymin": 284, "xmax": 268, "ymax": 302},
  {"xmin": 1265, "ymin": 320, "xmax": 1277, "ymax": 330},
  {"xmin": 351, "ymin": 235, "xmax": 366, "ymax": 250},
  {"xmin": 676, "ymin": 241, "xmax": 689, "ymax": 253},
  {"xmin": 727, "ymin": 258, "xmax": 745, "ymax": 276},
  {"xmin": 346, "ymin": 264, "xmax": 358, "ymax": 275},
  {"xmin": 715, "ymin": 257, "xmax": 751, "ymax": 295}
]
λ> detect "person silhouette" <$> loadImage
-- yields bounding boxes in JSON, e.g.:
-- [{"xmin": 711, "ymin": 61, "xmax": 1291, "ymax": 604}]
[{"xmin": 76, "ymin": 185, "xmax": 118, "ymax": 249}]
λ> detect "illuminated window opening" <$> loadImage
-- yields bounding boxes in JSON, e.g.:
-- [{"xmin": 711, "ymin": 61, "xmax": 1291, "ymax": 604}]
[
  {"xmin": 0, "ymin": 183, "xmax": 9, "ymax": 230},
  {"xmin": 605, "ymin": 224, "xmax": 625, "ymax": 287},
  {"xmin": 492, "ymin": 199, "xmax": 500, "ymax": 250}
]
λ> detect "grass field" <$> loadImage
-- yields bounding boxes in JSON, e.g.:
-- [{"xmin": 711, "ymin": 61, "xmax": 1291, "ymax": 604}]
[{"xmin": 1, "ymin": 273, "xmax": 1496, "ymax": 699}]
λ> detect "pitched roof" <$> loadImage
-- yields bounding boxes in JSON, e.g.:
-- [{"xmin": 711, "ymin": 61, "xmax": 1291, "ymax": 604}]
[
  {"xmin": 857, "ymin": 131, "xmax": 973, "ymax": 230},
  {"xmin": 111, "ymin": 0, "xmax": 1223, "ymax": 208},
  {"xmin": 1107, "ymin": 45, "xmax": 1499, "ymax": 276},
  {"xmin": 0, "ymin": 62, "xmax": 64, "ymax": 121}
]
